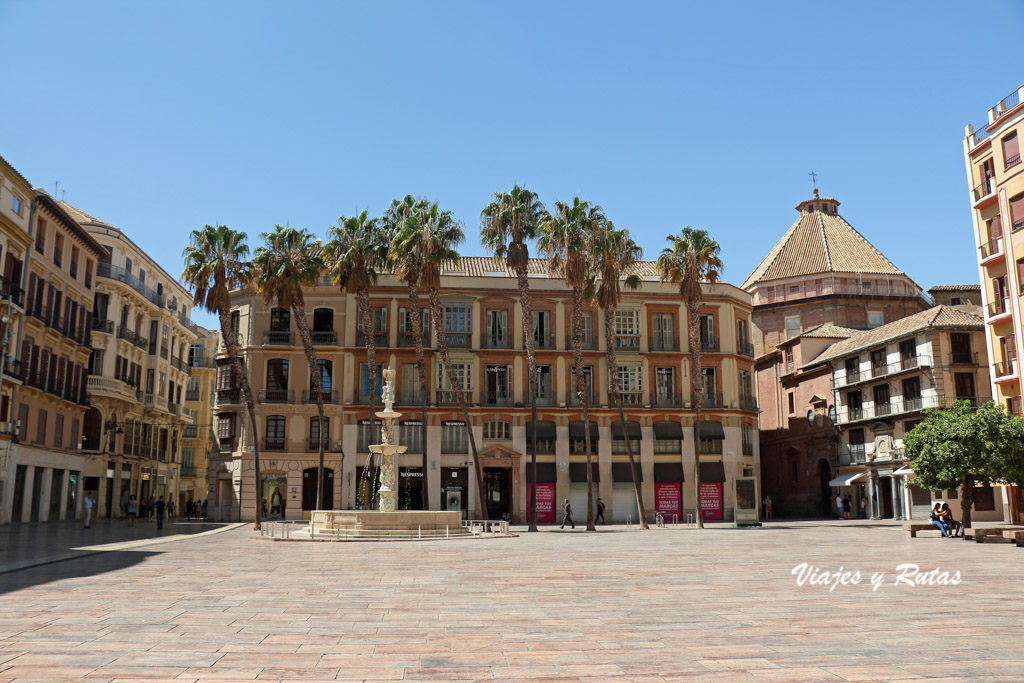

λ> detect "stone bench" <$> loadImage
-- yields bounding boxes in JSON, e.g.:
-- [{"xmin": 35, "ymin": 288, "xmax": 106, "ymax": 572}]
[
  {"xmin": 904, "ymin": 523, "xmax": 940, "ymax": 538},
  {"xmin": 973, "ymin": 527, "xmax": 1022, "ymax": 543},
  {"xmin": 1003, "ymin": 530, "xmax": 1024, "ymax": 547}
]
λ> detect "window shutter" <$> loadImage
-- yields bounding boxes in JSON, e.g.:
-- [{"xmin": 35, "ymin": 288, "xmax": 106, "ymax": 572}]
[
  {"xmin": 26, "ymin": 273, "xmax": 36, "ymax": 311},
  {"xmin": 1004, "ymin": 132, "xmax": 1020, "ymax": 163}
]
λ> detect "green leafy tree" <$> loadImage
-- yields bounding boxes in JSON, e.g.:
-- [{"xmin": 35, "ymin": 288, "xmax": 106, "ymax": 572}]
[
  {"xmin": 181, "ymin": 225, "xmax": 263, "ymax": 529},
  {"xmin": 481, "ymin": 185, "xmax": 548, "ymax": 531},
  {"xmin": 904, "ymin": 401, "xmax": 1024, "ymax": 531},
  {"xmin": 324, "ymin": 211, "xmax": 390, "ymax": 508},
  {"xmin": 591, "ymin": 220, "xmax": 649, "ymax": 530},
  {"xmin": 252, "ymin": 226, "xmax": 328, "ymax": 509},
  {"xmin": 539, "ymin": 197, "xmax": 602, "ymax": 530},
  {"xmin": 656, "ymin": 227, "xmax": 723, "ymax": 529}
]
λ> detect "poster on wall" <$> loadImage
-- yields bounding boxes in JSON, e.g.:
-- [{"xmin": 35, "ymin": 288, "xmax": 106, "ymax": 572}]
[
  {"xmin": 699, "ymin": 481, "xmax": 723, "ymax": 520},
  {"xmin": 262, "ymin": 473, "xmax": 288, "ymax": 520},
  {"xmin": 528, "ymin": 483, "xmax": 556, "ymax": 522},
  {"xmin": 654, "ymin": 482, "xmax": 681, "ymax": 520}
]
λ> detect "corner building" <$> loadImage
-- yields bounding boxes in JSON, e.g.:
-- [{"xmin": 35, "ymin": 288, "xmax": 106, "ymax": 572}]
[{"xmin": 214, "ymin": 258, "xmax": 759, "ymax": 523}]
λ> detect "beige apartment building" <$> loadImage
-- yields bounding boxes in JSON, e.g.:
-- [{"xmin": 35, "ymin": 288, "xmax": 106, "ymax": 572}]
[
  {"xmin": 963, "ymin": 84, "xmax": 1024, "ymax": 419},
  {"xmin": 212, "ymin": 258, "xmax": 759, "ymax": 524},
  {"xmin": 182, "ymin": 326, "xmax": 217, "ymax": 510},
  {"xmin": 61, "ymin": 202, "xmax": 197, "ymax": 518}
]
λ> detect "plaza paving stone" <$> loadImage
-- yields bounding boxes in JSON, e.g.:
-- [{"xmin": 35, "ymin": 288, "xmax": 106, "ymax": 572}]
[{"xmin": 0, "ymin": 520, "xmax": 1021, "ymax": 681}]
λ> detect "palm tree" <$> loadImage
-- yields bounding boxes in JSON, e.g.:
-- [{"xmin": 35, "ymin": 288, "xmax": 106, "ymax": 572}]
[
  {"xmin": 181, "ymin": 225, "xmax": 263, "ymax": 529},
  {"xmin": 591, "ymin": 220, "xmax": 649, "ymax": 530},
  {"xmin": 324, "ymin": 211, "xmax": 390, "ymax": 508},
  {"xmin": 656, "ymin": 227, "xmax": 723, "ymax": 530},
  {"xmin": 251, "ymin": 226, "xmax": 328, "ymax": 510},
  {"xmin": 392, "ymin": 201, "xmax": 488, "ymax": 518},
  {"xmin": 538, "ymin": 197, "xmax": 601, "ymax": 531},
  {"xmin": 480, "ymin": 185, "xmax": 548, "ymax": 531},
  {"xmin": 383, "ymin": 195, "xmax": 431, "ymax": 510}
]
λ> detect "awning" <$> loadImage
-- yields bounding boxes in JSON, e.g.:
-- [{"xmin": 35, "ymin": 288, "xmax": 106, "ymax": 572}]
[
  {"xmin": 525, "ymin": 462, "xmax": 557, "ymax": 483},
  {"xmin": 569, "ymin": 462, "xmax": 600, "ymax": 483},
  {"xmin": 893, "ymin": 466, "xmax": 914, "ymax": 477},
  {"xmin": 611, "ymin": 421, "xmax": 642, "ymax": 439},
  {"xmin": 654, "ymin": 462, "xmax": 684, "ymax": 482},
  {"xmin": 828, "ymin": 471, "xmax": 866, "ymax": 487},
  {"xmin": 699, "ymin": 461, "xmax": 726, "ymax": 483},
  {"xmin": 525, "ymin": 421, "xmax": 557, "ymax": 441},
  {"xmin": 699, "ymin": 421, "xmax": 725, "ymax": 441},
  {"xmin": 612, "ymin": 462, "xmax": 643, "ymax": 482},
  {"xmin": 568, "ymin": 420, "xmax": 599, "ymax": 441},
  {"xmin": 653, "ymin": 421, "xmax": 684, "ymax": 440}
]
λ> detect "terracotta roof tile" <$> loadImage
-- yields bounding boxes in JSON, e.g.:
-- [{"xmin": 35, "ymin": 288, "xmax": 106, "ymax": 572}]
[
  {"xmin": 928, "ymin": 284, "xmax": 981, "ymax": 292},
  {"xmin": 443, "ymin": 257, "xmax": 661, "ymax": 278},
  {"xmin": 799, "ymin": 323, "xmax": 859, "ymax": 339}
]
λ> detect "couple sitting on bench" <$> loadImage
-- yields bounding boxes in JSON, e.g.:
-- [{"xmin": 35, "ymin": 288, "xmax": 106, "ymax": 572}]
[{"xmin": 929, "ymin": 503, "xmax": 962, "ymax": 538}]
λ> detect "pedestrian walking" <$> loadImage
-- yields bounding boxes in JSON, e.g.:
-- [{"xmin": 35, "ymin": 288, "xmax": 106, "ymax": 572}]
[
  {"xmin": 167, "ymin": 499, "xmax": 175, "ymax": 519},
  {"xmin": 842, "ymin": 495, "xmax": 851, "ymax": 520},
  {"xmin": 764, "ymin": 495, "xmax": 773, "ymax": 520},
  {"xmin": 201, "ymin": 499, "xmax": 208, "ymax": 519},
  {"xmin": 595, "ymin": 498, "xmax": 606, "ymax": 525},
  {"xmin": 560, "ymin": 499, "xmax": 574, "ymax": 529},
  {"xmin": 155, "ymin": 496, "xmax": 166, "ymax": 530},
  {"xmin": 83, "ymin": 492, "xmax": 94, "ymax": 528},
  {"xmin": 139, "ymin": 496, "xmax": 148, "ymax": 520},
  {"xmin": 186, "ymin": 499, "xmax": 194, "ymax": 519},
  {"xmin": 860, "ymin": 494, "xmax": 868, "ymax": 519},
  {"xmin": 126, "ymin": 494, "xmax": 138, "ymax": 527},
  {"xmin": 835, "ymin": 493, "xmax": 843, "ymax": 519}
]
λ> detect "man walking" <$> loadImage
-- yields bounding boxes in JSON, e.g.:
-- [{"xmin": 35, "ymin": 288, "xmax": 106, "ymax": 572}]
[
  {"xmin": 83, "ymin": 492, "xmax": 94, "ymax": 528},
  {"xmin": 560, "ymin": 499, "xmax": 574, "ymax": 529},
  {"xmin": 595, "ymin": 498, "xmax": 606, "ymax": 525},
  {"xmin": 835, "ymin": 493, "xmax": 843, "ymax": 519},
  {"xmin": 155, "ymin": 496, "xmax": 166, "ymax": 530}
]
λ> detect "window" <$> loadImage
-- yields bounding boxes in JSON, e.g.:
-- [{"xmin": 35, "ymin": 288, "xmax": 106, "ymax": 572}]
[
  {"xmin": 950, "ymin": 296, "xmax": 962, "ymax": 306},
  {"xmin": 265, "ymin": 415, "xmax": 286, "ymax": 449},
  {"xmin": 616, "ymin": 365, "xmax": 642, "ymax": 400},
  {"xmin": 484, "ymin": 364, "xmax": 511, "ymax": 405},
  {"xmin": 53, "ymin": 233, "xmax": 64, "ymax": 267},
  {"xmin": 357, "ymin": 421, "xmax": 382, "ymax": 452},
  {"xmin": 873, "ymin": 384, "xmax": 891, "ymax": 415},
  {"xmin": 536, "ymin": 365, "xmax": 553, "ymax": 401},
  {"xmin": 784, "ymin": 315, "xmax": 800, "ymax": 340},
  {"xmin": 54, "ymin": 414, "xmax": 64, "ymax": 449},
  {"xmin": 399, "ymin": 308, "xmax": 428, "ymax": 345},
  {"xmin": 954, "ymin": 373, "xmax": 976, "ymax": 399},
  {"xmin": 125, "ymin": 257, "xmax": 132, "ymax": 273},
  {"xmin": 789, "ymin": 284, "xmax": 801, "ymax": 294},
  {"xmin": 1011, "ymin": 193, "xmax": 1024, "ymax": 232},
  {"xmin": 870, "ymin": 348, "xmax": 886, "ymax": 373},
  {"xmin": 309, "ymin": 416, "xmax": 328, "ymax": 449},
  {"xmin": 868, "ymin": 311, "xmax": 883, "ymax": 328},
  {"xmin": 85, "ymin": 259, "xmax": 93, "ymax": 288},
  {"xmin": 359, "ymin": 363, "xmax": 383, "ymax": 402},
  {"xmin": 739, "ymin": 370, "xmax": 752, "ymax": 398},
  {"xmin": 1003, "ymin": 131, "xmax": 1020, "ymax": 168},
  {"xmin": 485, "ymin": 309, "xmax": 508, "ymax": 347},
  {"xmin": 400, "ymin": 363, "xmax": 423, "ymax": 404},
  {"xmin": 313, "ymin": 359, "xmax": 332, "ymax": 395},
  {"xmin": 654, "ymin": 367, "xmax": 675, "ymax": 405},
  {"xmin": 441, "ymin": 422, "xmax": 467, "ymax": 454},
  {"xmin": 35, "ymin": 219, "xmax": 46, "ymax": 254},
  {"xmin": 399, "ymin": 421, "xmax": 422, "ymax": 453},
  {"xmin": 570, "ymin": 365, "xmax": 594, "ymax": 404},
  {"xmin": 483, "ymin": 420, "xmax": 511, "ymax": 440},
  {"xmin": 651, "ymin": 313, "xmax": 674, "ymax": 350},
  {"xmin": 742, "ymin": 423, "xmax": 754, "ymax": 455},
  {"xmin": 216, "ymin": 363, "xmax": 236, "ymax": 391},
  {"xmin": 788, "ymin": 391, "xmax": 795, "ymax": 414},
  {"xmin": 443, "ymin": 304, "xmax": 471, "ymax": 346},
  {"xmin": 270, "ymin": 308, "xmax": 290, "ymax": 331},
  {"xmin": 614, "ymin": 309, "xmax": 640, "ymax": 348},
  {"xmin": 36, "ymin": 408, "xmax": 48, "ymax": 444},
  {"xmin": 266, "ymin": 359, "xmax": 289, "ymax": 391},
  {"xmin": 700, "ymin": 367, "xmax": 717, "ymax": 404},
  {"xmin": 70, "ymin": 247, "xmax": 79, "ymax": 279},
  {"xmin": 11, "ymin": 195, "xmax": 22, "ymax": 216},
  {"xmin": 356, "ymin": 304, "xmax": 386, "ymax": 343},
  {"xmin": 437, "ymin": 361, "xmax": 471, "ymax": 391},
  {"xmin": 862, "ymin": 280, "xmax": 873, "ymax": 291},
  {"xmin": 737, "ymin": 319, "xmax": 748, "ymax": 346},
  {"xmin": 532, "ymin": 310, "xmax": 551, "ymax": 348}
]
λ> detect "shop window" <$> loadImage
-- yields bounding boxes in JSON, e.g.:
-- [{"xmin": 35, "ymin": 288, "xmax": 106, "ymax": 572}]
[{"xmin": 441, "ymin": 422, "xmax": 467, "ymax": 454}]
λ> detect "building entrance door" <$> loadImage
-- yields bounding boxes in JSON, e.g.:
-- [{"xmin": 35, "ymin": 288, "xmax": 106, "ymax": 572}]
[
  {"xmin": 819, "ymin": 460, "xmax": 832, "ymax": 517},
  {"xmin": 303, "ymin": 467, "xmax": 334, "ymax": 512},
  {"xmin": 484, "ymin": 468, "xmax": 510, "ymax": 520},
  {"xmin": 878, "ymin": 477, "xmax": 894, "ymax": 518},
  {"xmin": 11, "ymin": 465, "xmax": 26, "ymax": 523}
]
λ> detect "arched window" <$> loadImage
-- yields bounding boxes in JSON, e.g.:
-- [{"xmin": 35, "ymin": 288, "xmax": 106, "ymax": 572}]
[{"xmin": 807, "ymin": 410, "xmax": 815, "ymax": 426}]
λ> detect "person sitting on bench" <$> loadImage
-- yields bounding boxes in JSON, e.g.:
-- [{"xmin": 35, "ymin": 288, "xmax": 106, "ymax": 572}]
[
  {"xmin": 929, "ymin": 503, "xmax": 950, "ymax": 537},
  {"xmin": 939, "ymin": 503, "xmax": 962, "ymax": 538}
]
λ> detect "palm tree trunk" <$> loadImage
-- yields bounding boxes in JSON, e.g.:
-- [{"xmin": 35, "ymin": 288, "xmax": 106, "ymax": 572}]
[
  {"xmin": 428, "ymin": 287, "xmax": 487, "ymax": 518},
  {"xmin": 291, "ymin": 296, "xmax": 325, "ymax": 510},
  {"xmin": 604, "ymin": 308, "xmax": 649, "ymax": 530},
  {"xmin": 514, "ymin": 268, "xmax": 539, "ymax": 531},
  {"xmin": 571, "ymin": 289, "xmax": 596, "ymax": 531},
  {"xmin": 408, "ymin": 282, "xmax": 429, "ymax": 510},
  {"xmin": 218, "ymin": 308, "xmax": 261, "ymax": 530},
  {"xmin": 688, "ymin": 300, "xmax": 704, "ymax": 529},
  {"xmin": 359, "ymin": 290, "xmax": 379, "ymax": 509}
]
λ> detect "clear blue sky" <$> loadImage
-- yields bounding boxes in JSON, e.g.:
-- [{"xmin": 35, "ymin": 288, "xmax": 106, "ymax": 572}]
[{"xmin": 3, "ymin": 1, "xmax": 1021, "ymax": 329}]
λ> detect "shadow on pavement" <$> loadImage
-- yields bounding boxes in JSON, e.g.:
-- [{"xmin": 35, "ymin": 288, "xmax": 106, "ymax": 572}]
[{"xmin": 0, "ymin": 548, "xmax": 163, "ymax": 595}]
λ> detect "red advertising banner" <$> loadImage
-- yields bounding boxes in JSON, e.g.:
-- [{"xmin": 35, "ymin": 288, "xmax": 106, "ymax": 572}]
[
  {"xmin": 528, "ymin": 483, "xmax": 556, "ymax": 522},
  {"xmin": 700, "ymin": 482, "xmax": 723, "ymax": 520},
  {"xmin": 654, "ymin": 482, "xmax": 681, "ymax": 520}
]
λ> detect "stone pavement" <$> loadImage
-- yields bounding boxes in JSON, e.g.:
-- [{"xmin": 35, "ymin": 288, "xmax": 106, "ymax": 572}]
[{"xmin": 0, "ymin": 520, "xmax": 1022, "ymax": 682}]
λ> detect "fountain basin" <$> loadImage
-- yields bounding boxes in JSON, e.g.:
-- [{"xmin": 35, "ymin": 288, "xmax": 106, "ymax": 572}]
[{"xmin": 308, "ymin": 509, "xmax": 469, "ymax": 538}]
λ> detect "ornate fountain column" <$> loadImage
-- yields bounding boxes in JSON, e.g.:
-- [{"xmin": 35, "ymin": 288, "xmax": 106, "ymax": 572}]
[{"xmin": 369, "ymin": 365, "xmax": 407, "ymax": 512}]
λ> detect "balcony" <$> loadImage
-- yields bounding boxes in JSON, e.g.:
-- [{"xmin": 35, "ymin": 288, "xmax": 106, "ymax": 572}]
[
  {"xmin": 0, "ymin": 278, "xmax": 25, "ymax": 308},
  {"xmin": 838, "ymin": 444, "xmax": 867, "ymax": 465},
  {"xmin": 436, "ymin": 389, "xmax": 463, "ymax": 405},
  {"xmin": 978, "ymin": 237, "xmax": 1003, "ymax": 264},
  {"xmin": 738, "ymin": 340, "xmax": 755, "ymax": 358},
  {"xmin": 117, "ymin": 325, "xmax": 148, "ymax": 351},
  {"xmin": 618, "ymin": 390, "xmax": 643, "ymax": 406},
  {"xmin": 993, "ymin": 359, "xmax": 1018, "ymax": 382},
  {"xmin": 565, "ymin": 334, "xmax": 596, "ymax": 351},
  {"xmin": 701, "ymin": 335, "xmax": 720, "ymax": 352},
  {"xmin": 160, "ymin": 345, "xmax": 169, "ymax": 360},
  {"xmin": 613, "ymin": 334, "xmax": 641, "ymax": 350},
  {"xmin": 949, "ymin": 351, "xmax": 978, "ymax": 365},
  {"xmin": 188, "ymin": 355, "xmax": 215, "ymax": 368},
  {"xmin": 700, "ymin": 392, "xmax": 725, "ymax": 408},
  {"xmin": 217, "ymin": 388, "xmax": 241, "ymax": 405},
  {"xmin": 310, "ymin": 330, "xmax": 338, "ymax": 345},
  {"xmin": 2, "ymin": 359, "xmax": 22, "ymax": 381},
  {"xmin": 258, "ymin": 389, "xmax": 293, "ymax": 404},
  {"xmin": 535, "ymin": 394, "xmax": 556, "ymax": 407},
  {"xmin": 649, "ymin": 335, "xmax": 679, "ymax": 352},
  {"xmin": 482, "ymin": 392, "xmax": 513, "ymax": 407},
  {"xmin": 398, "ymin": 331, "xmax": 420, "ymax": 348},
  {"xmin": 400, "ymin": 390, "xmax": 425, "ymax": 406},
  {"xmin": 302, "ymin": 389, "xmax": 340, "ymax": 404},
  {"xmin": 986, "ymin": 298, "xmax": 1011, "ymax": 323},
  {"xmin": 307, "ymin": 437, "xmax": 333, "ymax": 452},
  {"xmin": 972, "ymin": 178, "xmax": 995, "ymax": 204},
  {"xmin": 262, "ymin": 330, "xmax": 294, "ymax": 345},
  {"xmin": 185, "ymin": 389, "xmax": 200, "ymax": 401},
  {"xmin": 171, "ymin": 356, "xmax": 188, "ymax": 373},
  {"xmin": 740, "ymin": 394, "xmax": 759, "ymax": 412},
  {"xmin": 355, "ymin": 330, "xmax": 386, "ymax": 347},
  {"xmin": 92, "ymin": 318, "xmax": 114, "ymax": 335},
  {"xmin": 443, "ymin": 332, "xmax": 471, "ymax": 349},
  {"xmin": 567, "ymin": 391, "xmax": 597, "ymax": 407},
  {"xmin": 86, "ymin": 376, "xmax": 141, "ymax": 403},
  {"xmin": 533, "ymin": 332, "xmax": 556, "ymax": 350},
  {"xmin": 652, "ymin": 394, "xmax": 681, "ymax": 407},
  {"xmin": 169, "ymin": 403, "xmax": 181, "ymax": 417},
  {"xmin": 96, "ymin": 262, "xmax": 165, "ymax": 307},
  {"xmin": 262, "ymin": 437, "xmax": 286, "ymax": 452},
  {"xmin": 483, "ymin": 335, "xmax": 511, "ymax": 349}
]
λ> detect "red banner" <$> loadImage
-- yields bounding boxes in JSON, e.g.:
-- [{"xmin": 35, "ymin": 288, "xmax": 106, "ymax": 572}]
[
  {"xmin": 528, "ymin": 483, "xmax": 556, "ymax": 522},
  {"xmin": 700, "ymin": 482, "xmax": 723, "ymax": 520},
  {"xmin": 654, "ymin": 483, "xmax": 681, "ymax": 520}
]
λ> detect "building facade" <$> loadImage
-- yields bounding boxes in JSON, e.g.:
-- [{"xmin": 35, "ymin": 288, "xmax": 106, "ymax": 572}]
[
  {"xmin": 804, "ymin": 307, "xmax": 996, "ymax": 521},
  {"xmin": 61, "ymin": 202, "xmax": 198, "ymax": 519},
  {"xmin": 212, "ymin": 258, "xmax": 759, "ymax": 523},
  {"xmin": 182, "ymin": 326, "xmax": 217, "ymax": 510},
  {"xmin": 963, "ymin": 84, "xmax": 1024, "ymax": 421},
  {"xmin": 746, "ymin": 191, "xmax": 930, "ymax": 516}
]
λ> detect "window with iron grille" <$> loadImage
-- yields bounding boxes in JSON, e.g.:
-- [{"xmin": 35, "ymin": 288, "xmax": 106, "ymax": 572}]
[{"xmin": 483, "ymin": 420, "xmax": 511, "ymax": 440}]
